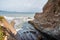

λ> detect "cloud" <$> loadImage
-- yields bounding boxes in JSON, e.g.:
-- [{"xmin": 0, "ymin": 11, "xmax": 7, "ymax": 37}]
[{"xmin": 0, "ymin": 0, "xmax": 48, "ymax": 12}]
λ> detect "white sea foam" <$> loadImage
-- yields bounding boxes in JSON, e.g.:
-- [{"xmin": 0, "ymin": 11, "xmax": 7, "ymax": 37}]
[{"xmin": 4, "ymin": 16, "xmax": 34, "ymax": 31}]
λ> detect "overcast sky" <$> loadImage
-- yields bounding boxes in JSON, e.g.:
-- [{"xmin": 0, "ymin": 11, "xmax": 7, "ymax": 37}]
[{"xmin": 0, "ymin": 0, "xmax": 48, "ymax": 12}]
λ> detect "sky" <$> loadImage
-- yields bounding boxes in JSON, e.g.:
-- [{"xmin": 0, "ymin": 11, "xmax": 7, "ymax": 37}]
[{"xmin": 0, "ymin": 0, "xmax": 48, "ymax": 12}]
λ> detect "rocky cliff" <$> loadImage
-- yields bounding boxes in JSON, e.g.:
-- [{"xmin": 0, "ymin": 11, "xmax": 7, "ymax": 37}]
[
  {"xmin": 0, "ymin": 16, "xmax": 16, "ymax": 40},
  {"xmin": 29, "ymin": 0, "xmax": 60, "ymax": 40}
]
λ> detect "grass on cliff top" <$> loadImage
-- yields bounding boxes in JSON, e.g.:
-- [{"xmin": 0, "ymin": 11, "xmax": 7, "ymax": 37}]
[
  {"xmin": 0, "ymin": 16, "xmax": 4, "ymax": 21},
  {"xmin": 0, "ymin": 16, "xmax": 5, "ymax": 40}
]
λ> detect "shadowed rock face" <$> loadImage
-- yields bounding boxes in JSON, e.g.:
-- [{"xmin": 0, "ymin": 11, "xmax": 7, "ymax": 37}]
[{"xmin": 29, "ymin": 0, "xmax": 60, "ymax": 40}]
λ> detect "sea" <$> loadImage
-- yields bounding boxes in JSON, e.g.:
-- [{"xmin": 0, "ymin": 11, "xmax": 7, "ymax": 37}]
[
  {"xmin": 0, "ymin": 12, "xmax": 35, "ymax": 31},
  {"xmin": 0, "ymin": 12, "xmax": 35, "ymax": 17}
]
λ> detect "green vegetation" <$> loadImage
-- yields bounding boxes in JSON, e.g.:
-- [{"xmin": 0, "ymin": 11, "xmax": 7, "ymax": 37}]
[
  {"xmin": 0, "ymin": 16, "xmax": 4, "ymax": 21},
  {"xmin": 0, "ymin": 16, "xmax": 5, "ymax": 40},
  {"xmin": 0, "ymin": 26, "xmax": 5, "ymax": 40}
]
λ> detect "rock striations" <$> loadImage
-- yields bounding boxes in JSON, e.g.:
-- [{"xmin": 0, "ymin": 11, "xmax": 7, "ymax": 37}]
[{"xmin": 29, "ymin": 0, "xmax": 60, "ymax": 40}]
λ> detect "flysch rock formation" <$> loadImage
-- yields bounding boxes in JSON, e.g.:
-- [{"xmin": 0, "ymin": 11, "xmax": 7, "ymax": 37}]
[{"xmin": 29, "ymin": 0, "xmax": 60, "ymax": 40}]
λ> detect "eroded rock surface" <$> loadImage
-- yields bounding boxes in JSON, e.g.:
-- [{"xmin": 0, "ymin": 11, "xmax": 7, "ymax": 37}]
[{"xmin": 29, "ymin": 0, "xmax": 60, "ymax": 40}]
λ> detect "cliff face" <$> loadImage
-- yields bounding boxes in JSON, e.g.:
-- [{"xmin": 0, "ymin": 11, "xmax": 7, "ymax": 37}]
[
  {"xmin": 0, "ymin": 16, "xmax": 16, "ymax": 40},
  {"xmin": 29, "ymin": 0, "xmax": 60, "ymax": 39},
  {"xmin": 34, "ymin": 0, "xmax": 60, "ymax": 28}
]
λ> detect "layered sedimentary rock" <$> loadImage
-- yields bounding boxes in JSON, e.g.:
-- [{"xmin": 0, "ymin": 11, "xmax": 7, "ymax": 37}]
[
  {"xmin": 29, "ymin": 0, "xmax": 60, "ymax": 40},
  {"xmin": 0, "ymin": 16, "xmax": 15, "ymax": 40}
]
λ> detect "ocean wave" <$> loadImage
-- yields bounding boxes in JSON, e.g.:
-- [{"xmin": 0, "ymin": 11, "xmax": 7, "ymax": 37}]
[{"xmin": 4, "ymin": 16, "xmax": 34, "ymax": 31}]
